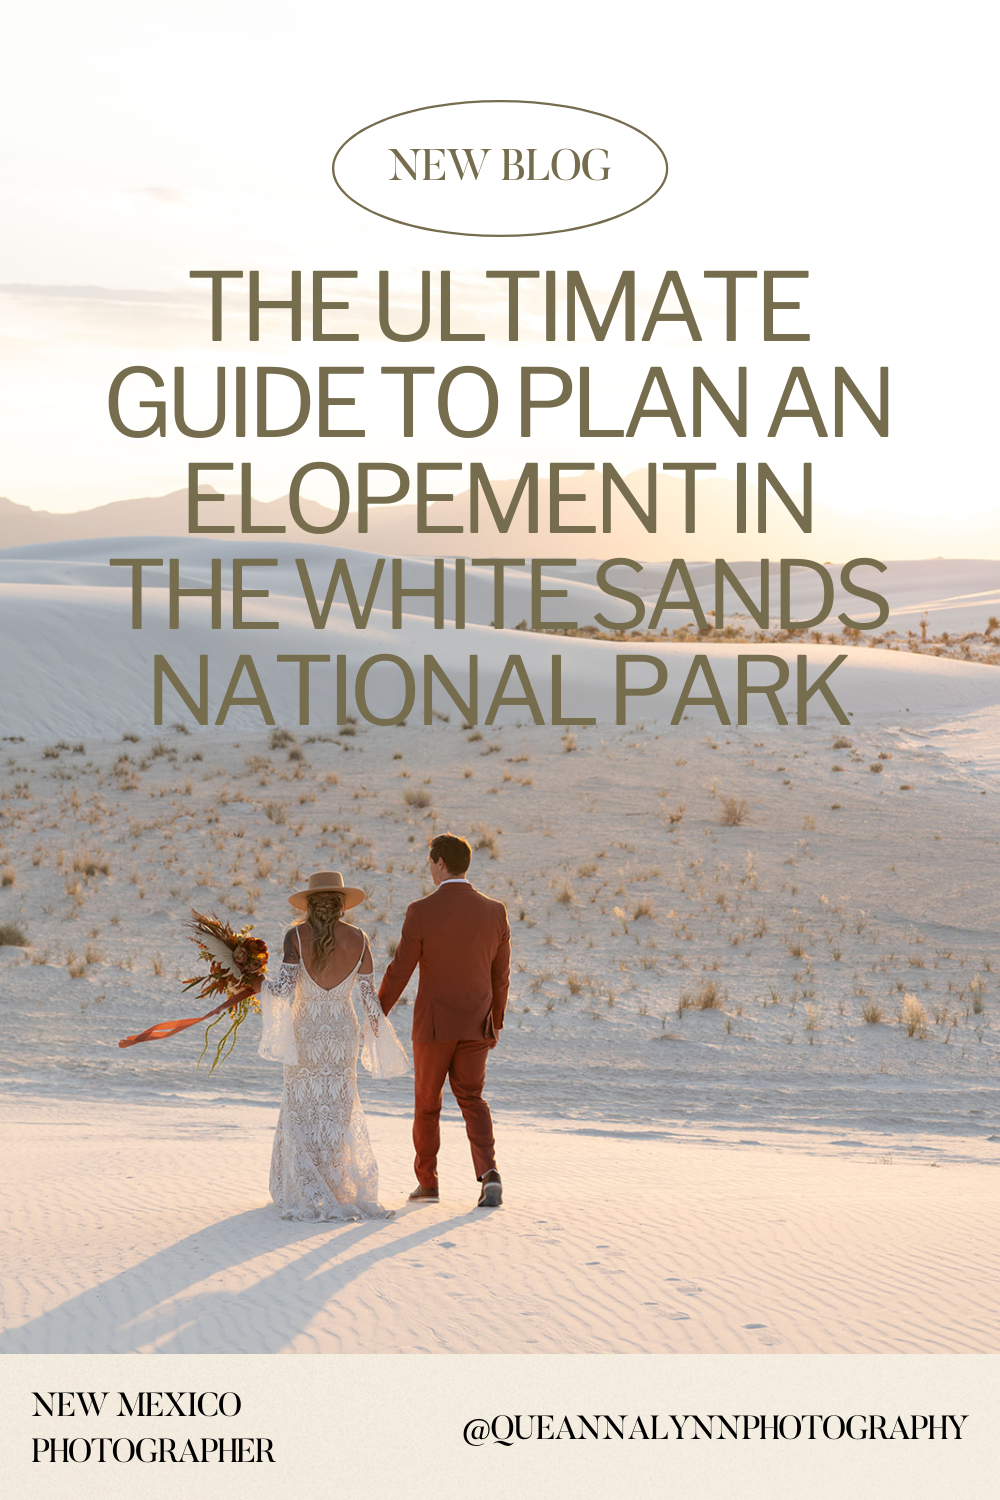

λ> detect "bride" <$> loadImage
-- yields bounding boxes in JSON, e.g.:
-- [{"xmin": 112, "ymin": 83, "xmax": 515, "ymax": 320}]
[{"xmin": 246, "ymin": 871, "xmax": 409, "ymax": 1221}]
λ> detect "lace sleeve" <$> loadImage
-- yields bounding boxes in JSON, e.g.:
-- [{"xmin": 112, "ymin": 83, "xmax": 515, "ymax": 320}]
[
  {"xmin": 263, "ymin": 962, "xmax": 299, "ymax": 1000},
  {"xmin": 258, "ymin": 964, "xmax": 299, "ymax": 1063},
  {"xmin": 357, "ymin": 973, "xmax": 410, "ymax": 1079}
]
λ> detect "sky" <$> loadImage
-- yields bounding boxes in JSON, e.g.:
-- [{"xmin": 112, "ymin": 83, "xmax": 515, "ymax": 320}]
[{"xmin": 1, "ymin": 1, "xmax": 995, "ymax": 543}]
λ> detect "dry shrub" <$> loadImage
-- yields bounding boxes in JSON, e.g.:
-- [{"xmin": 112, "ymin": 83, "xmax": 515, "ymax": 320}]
[
  {"xmin": 554, "ymin": 879, "xmax": 575, "ymax": 905},
  {"xmin": 472, "ymin": 824, "xmax": 499, "ymax": 858},
  {"xmin": 901, "ymin": 993, "xmax": 928, "ymax": 1038},
  {"xmin": 679, "ymin": 977, "xmax": 725, "ymax": 1012},
  {"xmin": 861, "ymin": 999, "xmax": 883, "ymax": 1023},
  {"xmin": 0, "ymin": 921, "xmax": 27, "ymax": 947},
  {"xmin": 403, "ymin": 788, "xmax": 432, "ymax": 809},
  {"xmin": 719, "ymin": 796, "xmax": 750, "ymax": 826},
  {"xmin": 1, "ymin": 866, "xmax": 15, "ymax": 888},
  {"xmin": 632, "ymin": 894, "xmax": 656, "ymax": 920}
]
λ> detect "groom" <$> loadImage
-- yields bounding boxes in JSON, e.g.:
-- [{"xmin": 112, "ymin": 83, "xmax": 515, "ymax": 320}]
[{"xmin": 379, "ymin": 832, "xmax": 510, "ymax": 1208}]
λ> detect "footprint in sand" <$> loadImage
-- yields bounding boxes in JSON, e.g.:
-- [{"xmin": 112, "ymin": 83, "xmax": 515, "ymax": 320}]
[
  {"xmin": 647, "ymin": 1299, "xmax": 693, "ymax": 1321},
  {"xmin": 743, "ymin": 1322, "xmax": 781, "ymax": 1346}
]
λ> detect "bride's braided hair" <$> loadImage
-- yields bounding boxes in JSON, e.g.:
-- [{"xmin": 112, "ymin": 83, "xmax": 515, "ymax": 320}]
[{"xmin": 305, "ymin": 891, "xmax": 345, "ymax": 965}]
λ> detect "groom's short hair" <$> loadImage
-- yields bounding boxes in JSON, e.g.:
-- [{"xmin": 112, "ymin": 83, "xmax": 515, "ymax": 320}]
[{"xmin": 429, "ymin": 832, "xmax": 472, "ymax": 875}]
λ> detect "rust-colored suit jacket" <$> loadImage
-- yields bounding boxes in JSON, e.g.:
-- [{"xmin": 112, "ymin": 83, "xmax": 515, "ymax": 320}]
[{"xmin": 378, "ymin": 881, "xmax": 510, "ymax": 1044}]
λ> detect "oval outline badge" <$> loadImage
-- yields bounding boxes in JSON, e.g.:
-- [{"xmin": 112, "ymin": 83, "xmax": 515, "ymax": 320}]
[{"xmin": 331, "ymin": 98, "xmax": 668, "ymax": 238}]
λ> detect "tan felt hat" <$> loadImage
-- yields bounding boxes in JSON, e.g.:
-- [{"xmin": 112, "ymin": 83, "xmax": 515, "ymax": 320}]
[{"xmin": 288, "ymin": 871, "xmax": 366, "ymax": 912}]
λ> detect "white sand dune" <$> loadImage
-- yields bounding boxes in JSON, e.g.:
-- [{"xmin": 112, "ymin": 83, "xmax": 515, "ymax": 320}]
[
  {"xmin": 1, "ymin": 710, "xmax": 1000, "ymax": 1354},
  {"xmin": 3, "ymin": 1098, "xmax": 999, "ymax": 1356},
  {"xmin": 2, "ymin": 540, "xmax": 1000, "ymax": 736}
]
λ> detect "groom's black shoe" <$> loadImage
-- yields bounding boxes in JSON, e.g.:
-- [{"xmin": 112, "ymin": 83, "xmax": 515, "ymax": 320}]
[
  {"xmin": 477, "ymin": 1170, "xmax": 502, "ymax": 1208},
  {"xmin": 408, "ymin": 1184, "xmax": 439, "ymax": 1202}
]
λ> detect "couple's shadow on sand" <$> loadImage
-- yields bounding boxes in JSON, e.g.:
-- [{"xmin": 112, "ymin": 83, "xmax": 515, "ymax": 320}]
[{"xmin": 3, "ymin": 1202, "xmax": 475, "ymax": 1354}]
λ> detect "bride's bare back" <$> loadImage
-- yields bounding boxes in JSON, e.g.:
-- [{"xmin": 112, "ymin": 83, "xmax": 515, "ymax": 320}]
[{"xmin": 289, "ymin": 919, "xmax": 371, "ymax": 990}]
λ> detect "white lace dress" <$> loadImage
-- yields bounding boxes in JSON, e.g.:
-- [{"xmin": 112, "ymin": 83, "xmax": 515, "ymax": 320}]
[{"xmin": 258, "ymin": 937, "xmax": 409, "ymax": 1222}]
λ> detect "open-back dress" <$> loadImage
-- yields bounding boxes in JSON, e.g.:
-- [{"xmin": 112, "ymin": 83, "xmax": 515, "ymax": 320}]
[{"xmin": 258, "ymin": 928, "xmax": 408, "ymax": 1221}]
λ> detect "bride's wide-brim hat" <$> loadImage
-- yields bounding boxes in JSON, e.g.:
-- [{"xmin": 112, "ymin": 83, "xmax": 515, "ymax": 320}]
[{"xmin": 288, "ymin": 871, "xmax": 366, "ymax": 912}]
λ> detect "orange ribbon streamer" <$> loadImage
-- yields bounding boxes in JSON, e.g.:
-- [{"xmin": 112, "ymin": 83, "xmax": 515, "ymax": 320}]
[{"xmin": 118, "ymin": 988, "xmax": 252, "ymax": 1049}]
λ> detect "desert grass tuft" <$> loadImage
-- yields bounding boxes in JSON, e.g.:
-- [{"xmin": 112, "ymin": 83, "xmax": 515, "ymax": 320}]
[
  {"xmin": 678, "ymin": 976, "xmax": 726, "ymax": 1012},
  {"xmin": 471, "ymin": 824, "xmax": 500, "ymax": 858},
  {"xmin": 901, "ymin": 993, "xmax": 928, "ymax": 1038},
  {"xmin": 718, "ymin": 796, "xmax": 750, "ymax": 826}
]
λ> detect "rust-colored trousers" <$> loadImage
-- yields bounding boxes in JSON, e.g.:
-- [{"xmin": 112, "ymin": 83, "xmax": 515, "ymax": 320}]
[{"xmin": 412, "ymin": 1039, "xmax": 496, "ymax": 1186}]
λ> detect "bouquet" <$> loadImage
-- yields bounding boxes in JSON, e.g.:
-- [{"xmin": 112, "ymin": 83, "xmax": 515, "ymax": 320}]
[
  {"xmin": 182, "ymin": 912, "xmax": 269, "ymax": 1071},
  {"xmin": 119, "ymin": 911, "xmax": 269, "ymax": 1072}
]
